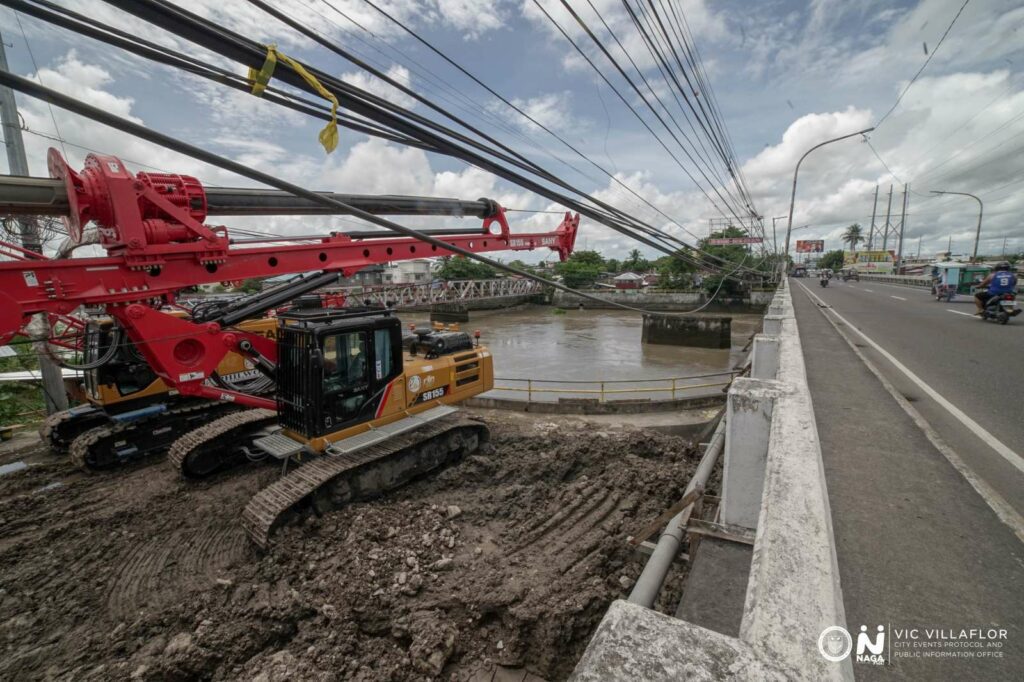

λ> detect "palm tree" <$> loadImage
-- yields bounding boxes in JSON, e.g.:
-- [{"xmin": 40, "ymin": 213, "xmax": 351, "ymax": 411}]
[
  {"xmin": 625, "ymin": 249, "xmax": 643, "ymax": 271},
  {"xmin": 842, "ymin": 224, "xmax": 864, "ymax": 254}
]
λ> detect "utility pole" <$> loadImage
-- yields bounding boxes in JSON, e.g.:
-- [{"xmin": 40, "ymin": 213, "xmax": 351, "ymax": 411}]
[
  {"xmin": 882, "ymin": 184, "xmax": 893, "ymax": 252},
  {"xmin": 771, "ymin": 215, "xmax": 786, "ymax": 254},
  {"xmin": 0, "ymin": 34, "xmax": 69, "ymax": 414},
  {"xmin": 1002, "ymin": 237, "xmax": 1007, "ymax": 257},
  {"xmin": 917, "ymin": 237, "xmax": 921, "ymax": 259},
  {"xmin": 868, "ymin": 184, "xmax": 879, "ymax": 250},
  {"xmin": 896, "ymin": 184, "xmax": 909, "ymax": 273}
]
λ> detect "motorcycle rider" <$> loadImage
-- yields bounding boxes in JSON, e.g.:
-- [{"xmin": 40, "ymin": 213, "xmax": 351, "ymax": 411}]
[{"xmin": 974, "ymin": 262, "xmax": 1018, "ymax": 315}]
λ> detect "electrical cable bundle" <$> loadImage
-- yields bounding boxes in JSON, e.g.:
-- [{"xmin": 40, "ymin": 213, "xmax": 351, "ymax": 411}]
[{"xmin": 1, "ymin": 0, "xmax": 773, "ymax": 282}]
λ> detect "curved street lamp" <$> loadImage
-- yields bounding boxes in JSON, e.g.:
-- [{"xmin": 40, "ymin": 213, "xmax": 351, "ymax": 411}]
[
  {"xmin": 782, "ymin": 127, "xmax": 875, "ymax": 276},
  {"xmin": 930, "ymin": 190, "xmax": 983, "ymax": 262}
]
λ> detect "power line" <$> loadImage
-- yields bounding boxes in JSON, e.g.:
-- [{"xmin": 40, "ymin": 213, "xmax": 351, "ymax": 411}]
[
  {"xmin": 355, "ymin": 0, "xmax": 734, "ymax": 258},
  {"xmin": 533, "ymin": 0, "xmax": 749, "ymax": 224},
  {"xmin": 0, "ymin": 70, "xmax": 772, "ymax": 317},
  {"xmin": 13, "ymin": 0, "xmax": 773, "ymax": 280},
  {"xmin": 874, "ymin": 0, "xmax": 971, "ymax": 130}
]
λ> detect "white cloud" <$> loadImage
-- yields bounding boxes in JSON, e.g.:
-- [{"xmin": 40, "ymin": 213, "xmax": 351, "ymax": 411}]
[
  {"xmin": 737, "ymin": 70, "xmax": 1024, "ymax": 258},
  {"xmin": 341, "ymin": 65, "xmax": 416, "ymax": 109},
  {"xmin": 435, "ymin": 0, "xmax": 508, "ymax": 39},
  {"xmin": 502, "ymin": 91, "xmax": 576, "ymax": 132}
]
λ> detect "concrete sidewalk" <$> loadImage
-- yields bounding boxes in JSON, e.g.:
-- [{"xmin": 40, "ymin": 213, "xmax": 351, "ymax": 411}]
[{"xmin": 792, "ymin": 284, "xmax": 1023, "ymax": 680}]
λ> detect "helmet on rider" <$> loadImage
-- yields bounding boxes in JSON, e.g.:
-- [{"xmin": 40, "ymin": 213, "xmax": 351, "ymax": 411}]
[{"xmin": 993, "ymin": 261, "xmax": 1012, "ymax": 272}]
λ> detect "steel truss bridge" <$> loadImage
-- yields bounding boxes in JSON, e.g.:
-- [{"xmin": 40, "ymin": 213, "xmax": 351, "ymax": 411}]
[{"xmin": 336, "ymin": 278, "xmax": 543, "ymax": 309}]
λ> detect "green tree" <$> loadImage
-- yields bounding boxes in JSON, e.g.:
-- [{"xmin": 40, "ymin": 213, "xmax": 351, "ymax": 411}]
[
  {"xmin": 235, "ymin": 278, "xmax": 263, "ymax": 294},
  {"xmin": 567, "ymin": 250, "xmax": 605, "ymax": 267},
  {"xmin": 654, "ymin": 249, "xmax": 697, "ymax": 288},
  {"xmin": 697, "ymin": 226, "xmax": 768, "ymax": 295},
  {"xmin": 623, "ymin": 248, "xmax": 649, "ymax": 272},
  {"xmin": 842, "ymin": 224, "xmax": 864, "ymax": 253},
  {"xmin": 554, "ymin": 250, "xmax": 605, "ymax": 288},
  {"xmin": 604, "ymin": 258, "xmax": 621, "ymax": 274},
  {"xmin": 558, "ymin": 260, "xmax": 602, "ymax": 288},
  {"xmin": 818, "ymin": 249, "xmax": 845, "ymax": 271},
  {"xmin": 436, "ymin": 256, "xmax": 497, "ymax": 280}
]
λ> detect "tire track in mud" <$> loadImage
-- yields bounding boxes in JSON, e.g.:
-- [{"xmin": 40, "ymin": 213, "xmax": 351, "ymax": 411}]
[{"xmin": 106, "ymin": 525, "xmax": 249, "ymax": 619}]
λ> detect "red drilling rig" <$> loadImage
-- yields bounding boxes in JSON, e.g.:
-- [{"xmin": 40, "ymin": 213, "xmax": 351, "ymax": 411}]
[{"xmin": 1, "ymin": 149, "xmax": 578, "ymax": 480}]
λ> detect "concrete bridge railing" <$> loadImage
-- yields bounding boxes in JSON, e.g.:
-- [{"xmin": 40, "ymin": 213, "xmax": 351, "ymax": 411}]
[
  {"xmin": 571, "ymin": 280, "xmax": 853, "ymax": 681},
  {"xmin": 858, "ymin": 273, "xmax": 931, "ymax": 287}
]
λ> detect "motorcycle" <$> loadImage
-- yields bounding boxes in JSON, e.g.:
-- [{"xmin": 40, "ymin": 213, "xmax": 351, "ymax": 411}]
[
  {"xmin": 934, "ymin": 284, "xmax": 956, "ymax": 302},
  {"xmin": 819, "ymin": 277, "xmax": 829, "ymax": 288},
  {"xmin": 980, "ymin": 293, "xmax": 1021, "ymax": 325}
]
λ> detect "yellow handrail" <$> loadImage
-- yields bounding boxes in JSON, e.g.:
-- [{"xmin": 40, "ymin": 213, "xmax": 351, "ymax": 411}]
[{"xmin": 490, "ymin": 379, "xmax": 732, "ymax": 401}]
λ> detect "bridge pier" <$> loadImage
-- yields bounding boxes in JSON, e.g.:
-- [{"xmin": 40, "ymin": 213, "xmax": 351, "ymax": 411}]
[{"xmin": 641, "ymin": 314, "xmax": 731, "ymax": 348}]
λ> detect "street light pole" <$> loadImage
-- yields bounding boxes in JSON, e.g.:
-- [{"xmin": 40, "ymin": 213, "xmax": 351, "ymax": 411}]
[
  {"xmin": 930, "ymin": 190, "xmax": 983, "ymax": 262},
  {"xmin": 782, "ymin": 127, "xmax": 874, "ymax": 277}
]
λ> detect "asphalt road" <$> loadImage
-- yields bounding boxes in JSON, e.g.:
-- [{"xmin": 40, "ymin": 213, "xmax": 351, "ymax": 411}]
[
  {"xmin": 793, "ymin": 277, "xmax": 1024, "ymax": 516},
  {"xmin": 790, "ymin": 278, "xmax": 1024, "ymax": 680}
]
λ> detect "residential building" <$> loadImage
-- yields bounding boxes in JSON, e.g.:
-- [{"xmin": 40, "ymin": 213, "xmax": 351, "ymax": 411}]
[
  {"xmin": 613, "ymin": 272, "xmax": 644, "ymax": 289},
  {"xmin": 384, "ymin": 259, "xmax": 433, "ymax": 285}
]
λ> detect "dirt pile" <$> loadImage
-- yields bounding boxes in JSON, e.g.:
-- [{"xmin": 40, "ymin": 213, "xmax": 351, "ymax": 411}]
[{"xmin": 0, "ymin": 413, "xmax": 703, "ymax": 681}]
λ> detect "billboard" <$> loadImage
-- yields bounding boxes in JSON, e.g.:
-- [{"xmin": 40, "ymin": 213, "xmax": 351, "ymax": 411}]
[
  {"xmin": 851, "ymin": 250, "xmax": 895, "ymax": 274},
  {"xmin": 795, "ymin": 240, "xmax": 825, "ymax": 253},
  {"xmin": 707, "ymin": 237, "xmax": 763, "ymax": 245}
]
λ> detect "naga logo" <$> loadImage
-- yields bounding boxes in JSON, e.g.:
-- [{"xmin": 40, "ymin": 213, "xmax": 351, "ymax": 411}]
[
  {"xmin": 856, "ymin": 625, "xmax": 886, "ymax": 665},
  {"xmin": 818, "ymin": 626, "xmax": 853, "ymax": 662}
]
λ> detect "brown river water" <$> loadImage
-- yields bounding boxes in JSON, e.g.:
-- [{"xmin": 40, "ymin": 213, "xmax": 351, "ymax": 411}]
[{"xmin": 419, "ymin": 305, "xmax": 761, "ymax": 402}]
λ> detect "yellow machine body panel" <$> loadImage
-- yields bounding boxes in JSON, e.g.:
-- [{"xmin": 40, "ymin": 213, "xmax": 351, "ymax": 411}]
[{"xmin": 292, "ymin": 345, "xmax": 494, "ymax": 452}]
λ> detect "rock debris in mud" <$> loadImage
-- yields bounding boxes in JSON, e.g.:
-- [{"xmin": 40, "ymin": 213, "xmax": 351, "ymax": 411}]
[{"xmin": 0, "ymin": 412, "xmax": 707, "ymax": 681}]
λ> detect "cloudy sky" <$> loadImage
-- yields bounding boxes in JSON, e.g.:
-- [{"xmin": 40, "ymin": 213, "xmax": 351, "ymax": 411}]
[{"xmin": 1, "ymin": 0, "xmax": 1022, "ymax": 263}]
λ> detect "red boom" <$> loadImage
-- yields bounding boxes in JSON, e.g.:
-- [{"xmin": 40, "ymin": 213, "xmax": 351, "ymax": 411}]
[{"xmin": 0, "ymin": 150, "xmax": 579, "ymax": 408}]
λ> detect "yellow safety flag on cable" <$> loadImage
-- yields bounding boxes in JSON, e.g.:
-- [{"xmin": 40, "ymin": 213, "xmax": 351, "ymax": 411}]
[{"xmin": 248, "ymin": 44, "xmax": 339, "ymax": 153}]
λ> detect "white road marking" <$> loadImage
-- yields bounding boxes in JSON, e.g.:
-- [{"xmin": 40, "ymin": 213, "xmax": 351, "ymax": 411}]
[
  {"xmin": 946, "ymin": 309, "xmax": 975, "ymax": 317},
  {"xmin": 795, "ymin": 280, "xmax": 1024, "ymax": 475},
  {"xmin": 890, "ymin": 295, "xmax": 907, "ymax": 301},
  {"xmin": 863, "ymin": 288, "xmax": 875, "ymax": 292},
  {"xmin": 796, "ymin": 281, "xmax": 1024, "ymax": 543}
]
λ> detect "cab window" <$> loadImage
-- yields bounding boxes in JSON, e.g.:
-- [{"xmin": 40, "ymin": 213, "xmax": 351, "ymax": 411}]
[{"xmin": 323, "ymin": 332, "xmax": 367, "ymax": 394}]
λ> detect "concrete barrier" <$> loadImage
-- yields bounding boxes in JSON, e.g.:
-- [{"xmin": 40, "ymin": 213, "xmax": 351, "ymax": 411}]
[{"xmin": 571, "ymin": 280, "xmax": 853, "ymax": 682}]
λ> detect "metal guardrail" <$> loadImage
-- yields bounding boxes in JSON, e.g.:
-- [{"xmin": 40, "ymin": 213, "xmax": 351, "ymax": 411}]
[
  {"xmin": 490, "ymin": 370, "xmax": 740, "ymax": 402},
  {"xmin": 860, "ymin": 272, "xmax": 1022, "ymax": 293}
]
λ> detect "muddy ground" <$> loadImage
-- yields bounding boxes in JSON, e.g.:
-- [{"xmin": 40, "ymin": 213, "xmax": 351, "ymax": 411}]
[{"xmin": 0, "ymin": 410, "xmax": 712, "ymax": 681}]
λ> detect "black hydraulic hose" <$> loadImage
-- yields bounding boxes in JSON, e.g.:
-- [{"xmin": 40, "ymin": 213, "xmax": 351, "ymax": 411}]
[{"xmin": 0, "ymin": 70, "xmax": 749, "ymax": 316}]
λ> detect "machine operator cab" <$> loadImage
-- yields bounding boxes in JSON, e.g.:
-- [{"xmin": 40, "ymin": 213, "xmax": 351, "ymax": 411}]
[{"xmin": 272, "ymin": 308, "xmax": 493, "ymax": 453}]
